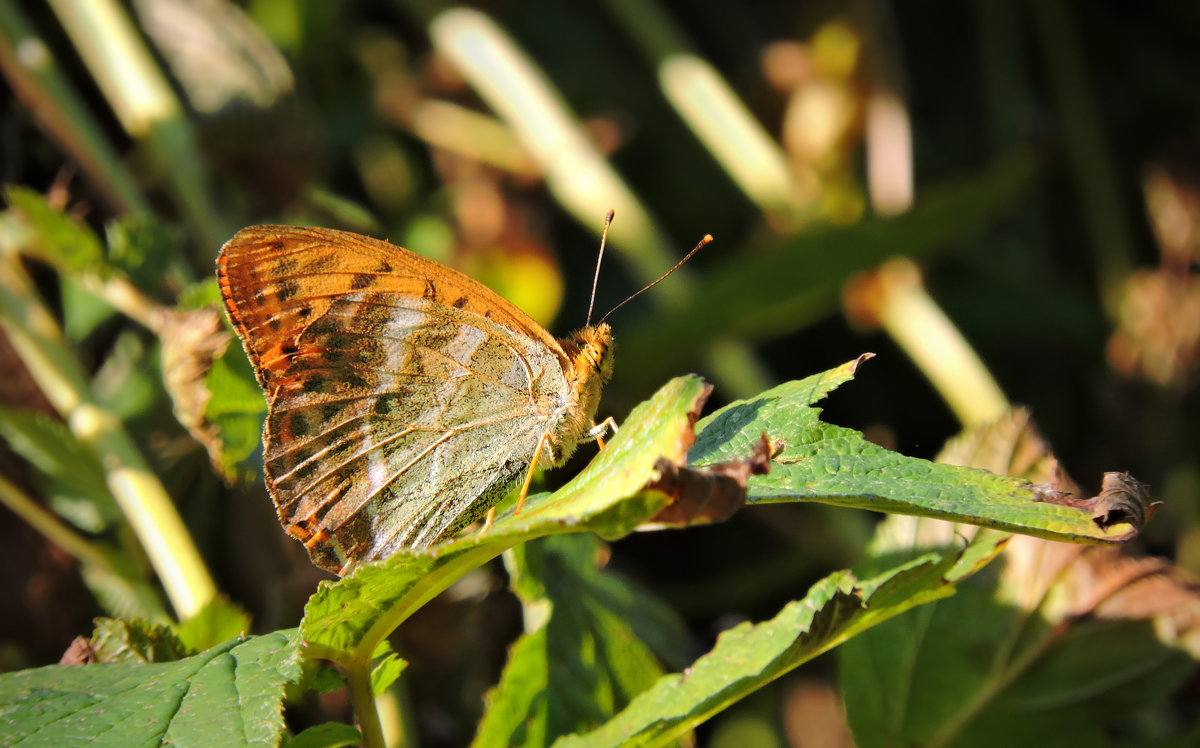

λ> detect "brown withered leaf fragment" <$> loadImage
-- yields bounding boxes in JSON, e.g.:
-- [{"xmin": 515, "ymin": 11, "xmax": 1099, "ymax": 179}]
[
  {"xmin": 1092, "ymin": 471, "xmax": 1159, "ymax": 530},
  {"xmin": 1030, "ymin": 461, "xmax": 1085, "ymax": 507},
  {"xmin": 159, "ymin": 307, "xmax": 232, "ymax": 472},
  {"xmin": 1106, "ymin": 268, "xmax": 1200, "ymax": 387},
  {"xmin": 1034, "ymin": 470, "xmax": 1158, "ymax": 533},
  {"xmin": 59, "ymin": 636, "xmax": 95, "ymax": 666},
  {"xmin": 643, "ymin": 433, "xmax": 771, "ymax": 528}
]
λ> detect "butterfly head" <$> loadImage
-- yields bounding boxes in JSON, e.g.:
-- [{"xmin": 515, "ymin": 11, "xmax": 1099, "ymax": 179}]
[
  {"xmin": 552, "ymin": 322, "xmax": 614, "ymax": 462},
  {"xmin": 568, "ymin": 322, "xmax": 614, "ymax": 384}
]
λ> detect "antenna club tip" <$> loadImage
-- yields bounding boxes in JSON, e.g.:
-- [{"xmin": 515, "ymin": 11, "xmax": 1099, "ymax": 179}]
[
  {"xmin": 702, "ymin": 234, "xmax": 714, "ymax": 243},
  {"xmin": 605, "ymin": 209, "xmax": 615, "ymax": 220}
]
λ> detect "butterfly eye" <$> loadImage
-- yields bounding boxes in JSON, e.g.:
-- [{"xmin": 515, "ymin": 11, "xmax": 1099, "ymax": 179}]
[{"xmin": 587, "ymin": 342, "xmax": 607, "ymax": 368}]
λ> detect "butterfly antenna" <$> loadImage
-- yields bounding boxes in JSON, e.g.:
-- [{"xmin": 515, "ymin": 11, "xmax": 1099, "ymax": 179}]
[
  {"xmin": 586, "ymin": 209, "xmax": 615, "ymax": 327},
  {"xmin": 598, "ymin": 233, "xmax": 714, "ymax": 324}
]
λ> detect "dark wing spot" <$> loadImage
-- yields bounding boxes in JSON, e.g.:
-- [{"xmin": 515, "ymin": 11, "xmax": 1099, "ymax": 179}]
[
  {"xmin": 377, "ymin": 260, "xmax": 394, "ymax": 274},
  {"xmin": 356, "ymin": 338, "xmax": 387, "ymax": 367},
  {"xmin": 287, "ymin": 411, "xmax": 311, "ymax": 437},
  {"xmin": 320, "ymin": 402, "xmax": 343, "ymax": 422},
  {"xmin": 302, "ymin": 374, "xmax": 331, "ymax": 394},
  {"xmin": 350, "ymin": 299, "xmax": 395, "ymax": 334},
  {"xmin": 276, "ymin": 280, "xmax": 300, "ymax": 303},
  {"xmin": 452, "ymin": 296, "xmax": 469, "ymax": 309},
  {"xmin": 413, "ymin": 322, "xmax": 457, "ymax": 357},
  {"xmin": 423, "ymin": 279, "xmax": 436, "ymax": 299},
  {"xmin": 373, "ymin": 391, "xmax": 409, "ymax": 416},
  {"xmin": 351, "ymin": 273, "xmax": 374, "ymax": 290}
]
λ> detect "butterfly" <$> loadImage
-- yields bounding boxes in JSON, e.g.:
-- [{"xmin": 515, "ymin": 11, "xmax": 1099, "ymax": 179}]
[{"xmin": 217, "ymin": 224, "xmax": 623, "ymax": 574}]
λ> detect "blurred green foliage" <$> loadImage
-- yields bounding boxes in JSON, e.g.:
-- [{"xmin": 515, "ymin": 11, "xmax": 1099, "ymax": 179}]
[{"xmin": 1, "ymin": 1, "xmax": 1198, "ymax": 746}]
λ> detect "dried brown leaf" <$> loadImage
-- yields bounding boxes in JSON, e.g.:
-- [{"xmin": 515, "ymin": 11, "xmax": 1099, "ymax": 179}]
[{"xmin": 643, "ymin": 434, "xmax": 771, "ymax": 528}]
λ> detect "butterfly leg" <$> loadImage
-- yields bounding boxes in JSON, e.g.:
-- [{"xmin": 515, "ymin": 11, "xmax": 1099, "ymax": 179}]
[
  {"xmin": 590, "ymin": 416, "xmax": 619, "ymax": 449},
  {"xmin": 515, "ymin": 433, "xmax": 551, "ymax": 515}
]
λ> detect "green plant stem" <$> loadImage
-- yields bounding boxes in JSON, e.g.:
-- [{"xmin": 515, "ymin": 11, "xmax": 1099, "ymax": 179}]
[
  {"xmin": 345, "ymin": 658, "xmax": 386, "ymax": 748},
  {"xmin": 0, "ymin": 255, "xmax": 217, "ymax": 619},
  {"xmin": 0, "ymin": 3, "xmax": 149, "ymax": 214},
  {"xmin": 407, "ymin": 100, "xmax": 540, "ymax": 177},
  {"xmin": 602, "ymin": 0, "xmax": 803, "ymax": 226},
  {"xmin": 0, "ymin": 473, "xmax": 114, "ymax": 572},
  {"xmin": 375, "ymin": 684, "xmax": 415, "ymax": 748},
  {"xmin": 44, "ymin": 0, "xmax": 227, "ymax": 251},
  {"xmin": 82, "ymin": 274, "xmax": 169, "ymax": 335},
  {"xmin": 1029, "ymin": 0, "xmax": 1135, "ymax": 313}
]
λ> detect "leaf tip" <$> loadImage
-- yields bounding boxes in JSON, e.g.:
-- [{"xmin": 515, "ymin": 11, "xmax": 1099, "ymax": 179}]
[{"xmin": 851, "ymin": 352, "xmax": 875, "ymax": 372}]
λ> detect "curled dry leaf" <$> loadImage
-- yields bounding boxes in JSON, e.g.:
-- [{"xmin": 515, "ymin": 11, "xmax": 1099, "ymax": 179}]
[
  {"xmin": 159, "ymin": 307, "xmax": 231, "ymax": 470},
  {"xmin": 1033, "ymin": 470, "xmax": 1159, "ymax": 536},
  {"xmin": 642, "ymin": 433, "xmax": 772, "ymax": 528}
]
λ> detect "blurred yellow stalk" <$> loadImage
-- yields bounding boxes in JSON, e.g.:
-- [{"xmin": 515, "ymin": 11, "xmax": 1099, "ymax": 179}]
[
  {"xmin": 0, "ymin": 252, "xmax": 217, "ymax": 619},
  {"xmin": 845, "ymin": 258, "xmax": 1009, "ymax": 428}
]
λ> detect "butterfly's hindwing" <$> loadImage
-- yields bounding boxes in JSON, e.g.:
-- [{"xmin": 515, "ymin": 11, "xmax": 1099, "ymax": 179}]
[{"xmin": 262, "ymin": 291, "xmax": 571, "ymax": 566}]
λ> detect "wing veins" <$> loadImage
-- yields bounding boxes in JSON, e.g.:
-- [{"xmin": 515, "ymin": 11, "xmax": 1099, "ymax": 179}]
[{"xmin": 274, "ymin": 403, "xmax": 535, "ymax": 492}]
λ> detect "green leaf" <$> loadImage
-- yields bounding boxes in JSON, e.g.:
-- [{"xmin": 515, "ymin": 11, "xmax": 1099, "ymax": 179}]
[
  {"xmin": 370, "ymin": 652, "xmax": 407, "ymax": 696},
  {"xmin": 691, "ymin": 356, "xmax": 1138, "ymax": 543},
  {"xmin": 474, "ymin": 536, "xmax": 683, "ymax": 747},
  {"xmin": 554, "ymin": 534, "xmax": 1008, "ymax": 748},
  {"xmin": 0, "ymin": 404, "xmax": 119, "ymax": 533},
  {"xmin": 301, "ymin": 376, "xmax": 710, "ymax": 665},
  {"xmin": 89, "ymin": 617, "xmax": 192, "ymax": 663},
  {"xmin": 283, "ymin": 722, "xmax": 363, "ymax": 748},
  {"xmin": 90, "ymin": 330, "xmax": 160, "ymax": 420},
  {"xmin": 60, "ymin": 275, "xmax": 117, "ymax": 342},
  {"xmin": 4, "ymin": 186, "xmax": 106, "ymax": 275},
  {"xmin": 104, "ymin": 214, "xmax": 184, "ymax": 294},
  {"xmin": 839, "ymin": 411, "xmax": 1194, "ymax": 747},
  {"xmin": 178, "ymin": 277, "xmax": 222, "ymax": 309},
  {"xmin": 204, "ymin": 349, "xmax": 269, "ymax": 480},
  {"xmin": 79, "ymin": 563, "xmax": 172, "ymax": 623},
  {"xmin": 0, "ymin": 629, "xmax": 303, "ymax": 747},
  {"xmin": 176, "ymin": 596, "xmax": 253, "ymax": 652}
]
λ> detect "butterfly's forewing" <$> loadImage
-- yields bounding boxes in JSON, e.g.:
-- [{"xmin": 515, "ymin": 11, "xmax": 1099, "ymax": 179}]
[{"xmin": 218, "ymin": 226, "xmax": 577, "ymax": 573}]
